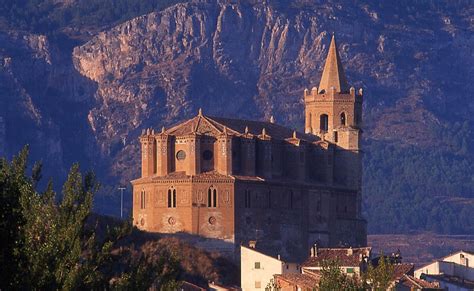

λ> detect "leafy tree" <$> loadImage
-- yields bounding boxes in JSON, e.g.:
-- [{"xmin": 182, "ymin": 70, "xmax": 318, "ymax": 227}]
[
  {"xmin": 364, "ymin": 256, "xmax": 394, "ymax": 291},
  {"xmin": 319, "ymin": 259, "xmax": 361, "ymax": 291},
  {"xmin": 265, "ymin": 278, "xmax": 282, "ymax": 291},
  {"xmin": 0, "ymin": 147, "xmax": 32, "ymax": 289},
  {"xmin": 0, "ymin": 147, "xmax": 180, "ymax": 290}
]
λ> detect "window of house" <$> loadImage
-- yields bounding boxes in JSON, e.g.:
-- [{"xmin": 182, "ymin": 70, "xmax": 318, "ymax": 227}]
[
  {"xmin": 340, "ymin": 112, "xmax": 346, "ymax": 126},
  {"xmin": 334, "ymin": 131, "xmax": 338, "ymax": 143},
  {"xmin": 176, "ymin": 150, "xmax": 186, "ymax": 160},
  {"xmin": 207, "ymin": 186, "xmax": 217, "ymax": 207},
  {"xmin": 254, "ymin": 262, "xmax": 260, "ymax": 269},
  {"xmin": 168, "ymin": 188, "xmax": 176, "ymax": 208},
  {"xmin": 347, "ymin": 268, "xmax": 354, "ymax": 274},
  {"xmin": 320, "ymin": 114, "xmax": 329, "ymax": 131}
]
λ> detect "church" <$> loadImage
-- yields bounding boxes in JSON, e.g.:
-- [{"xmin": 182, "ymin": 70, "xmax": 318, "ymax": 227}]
[{"xmin": 131, "ymin": 36, "xmax": 367, "ymax": 259}]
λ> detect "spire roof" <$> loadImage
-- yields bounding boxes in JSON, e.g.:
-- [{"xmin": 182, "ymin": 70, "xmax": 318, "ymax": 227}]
[{"xmin": 318, "ymin": 35, "xmax": 349, "ymax": 94}]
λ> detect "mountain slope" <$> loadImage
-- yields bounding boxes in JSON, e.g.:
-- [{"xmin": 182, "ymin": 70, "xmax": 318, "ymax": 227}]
[{"xmin": 1, "ymin": 0, "xmax": 473, "ymax": 233}]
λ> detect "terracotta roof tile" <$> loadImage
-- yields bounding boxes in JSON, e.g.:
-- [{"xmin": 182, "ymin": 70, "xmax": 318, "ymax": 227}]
[
  {"xmin": 275, "ymin": 273, "xmax": 320, "ymax": 288},
  {"xmin": 302, "ymin": 247, "xmax": 371, "ymax": 267},
  {"xmin": 392, "ymin": 263, "xmax": 415, "ymax": 280},
  {"xmin": 399, "ymin": 275, "xmax": 441, "ymax": 289},
  {"xmin": 164, "ymin": 114, "xmax": 320, "ymax": 142}
]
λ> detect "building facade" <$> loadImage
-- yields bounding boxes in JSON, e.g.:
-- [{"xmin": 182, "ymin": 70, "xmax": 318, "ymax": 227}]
[
  {"xmin": 241, "ymin": 244, "xmax": 300, "ymax": 291},
  {"xmin": 131, "ymin": 35, "xmax": 367, "ymax": 258}
]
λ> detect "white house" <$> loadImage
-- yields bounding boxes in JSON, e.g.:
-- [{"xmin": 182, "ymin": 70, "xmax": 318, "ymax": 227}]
[
  {"xmin": 415, "ymin": 250, "xmax": 474, "ymax": 291},
  {"xmin": 240, "ymin": 243, "xmax": 299, "ymax": 291}
]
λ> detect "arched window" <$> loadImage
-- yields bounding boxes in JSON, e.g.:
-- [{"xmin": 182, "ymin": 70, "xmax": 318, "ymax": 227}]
[
  {"xmin": 168, "ymin": 187, "xmax": 176, "ymax": 208},
  {"xmin": 340, "ymin": 112, "xmax": 346, "ymax": 126},
  {"xmin": 140, "ymin": 189, "xmax": 146, "ymax": 209},
  {"xmin": 320, "ymin": 114, "xmax": 328, "ymax": 131},
  {"xmin": 207, "ymin": 186, "xmax": 217, "ymax": 207}
]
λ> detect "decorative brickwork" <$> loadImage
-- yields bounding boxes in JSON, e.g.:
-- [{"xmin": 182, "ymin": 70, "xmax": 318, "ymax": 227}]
[{"xmin": 132, "ymin": 35, "xmax": 367, "ymax": 258}]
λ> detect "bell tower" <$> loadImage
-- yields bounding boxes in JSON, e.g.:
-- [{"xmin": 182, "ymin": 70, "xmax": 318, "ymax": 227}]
[
  {"xmin": 304, "ymin": 35, "xmax": 363, "ymax": 145},
  {"xmin": 304, "ymin": 34, "xmax": 363, "ymax": 191}
]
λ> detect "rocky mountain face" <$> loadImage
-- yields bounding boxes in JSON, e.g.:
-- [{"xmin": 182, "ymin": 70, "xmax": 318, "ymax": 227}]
[{"xmin": 1, "ymin": 0, "xmax": 473, "ymax": 232}]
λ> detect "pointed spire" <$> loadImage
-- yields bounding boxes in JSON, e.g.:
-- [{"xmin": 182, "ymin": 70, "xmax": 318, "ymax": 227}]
[
  {"xmin": 245, "ymin": 126, "xmax": 249, "ymax": 134},
  {"xmin": 318, "ymin": 34, "xmax": 349, "ymax": 94},
  {"xmin": 198, "ymin": 108, "xmax": 203, "ymax": 116},
  {"xmin": 293, "ymin": 130, "xmax": 297, "ymax": 139},
  {"xmin": 270, "ymin": 116, "xmax": 275, "ymax": 124},
  {"xmin": 161, "ymin": 126, "xmax": 165, "ymax": 133},
  {"xmin": 262, "ymin": 128, "xmax": 266, "ymax": 136}
]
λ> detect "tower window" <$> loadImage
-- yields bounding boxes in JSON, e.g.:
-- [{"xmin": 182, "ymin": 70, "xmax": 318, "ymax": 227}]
[
  {"xmin": 340, "ymin": 112, "xmax": 346, "ymax": 126},
  {"xmin": 244, "ymin": 190, "xmax": 251, "ymax": 208},
  {"xmin": 320, "ymin": 114, "xmax": 328, "ymax": 131},
  {"xmin": 140, "ymin": 189, "xmax": 146, "ymax": 209},
  {"xmin": 290, "ymin": 191, "xmax": 293, "ymax": 209},
  {"xmin": 168, "ymin": 187, "xmax": 176, "ymax": 208},
  {"xmin": 208, "ymin": 186, "xmax": 217, "ymax": 207}
]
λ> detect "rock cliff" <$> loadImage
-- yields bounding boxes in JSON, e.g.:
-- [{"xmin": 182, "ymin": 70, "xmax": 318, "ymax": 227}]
[{"xmin": 1, "ymin": 0, "xmax": 473, "ymax": 232}]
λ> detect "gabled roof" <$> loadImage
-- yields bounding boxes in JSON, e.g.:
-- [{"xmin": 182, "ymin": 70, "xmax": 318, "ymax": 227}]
[
  {"xmin": 165, "ymin": 112, "xmax": 320, "ymax": 142},
  {"xmin": 302, "ymin": 247, "xmax": 371, "ymax": 267},
  {"xmin": 398, "ymin": 275, "xmax": 441, "ymax": 290},
  {"xmin": 318, "ymin": 35, "xmax": 350, "ymax": 94},
  {"xmin": 275, "ymin": 273, "xmax": 320, "ymax": 288}
]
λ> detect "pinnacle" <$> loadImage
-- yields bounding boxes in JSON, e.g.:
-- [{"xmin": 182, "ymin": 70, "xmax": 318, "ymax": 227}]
[{"xmin": 318, "ymin": 35, "xmax": 349, "ymax": 94}]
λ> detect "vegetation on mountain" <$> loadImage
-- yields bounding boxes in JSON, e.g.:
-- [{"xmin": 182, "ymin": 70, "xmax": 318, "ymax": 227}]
[
  {"xmin": 0, "ymin": 0, "xmax": 472, "ymax": 236},
  {"xmin": 364, "ymin": 139, "xmax": 474, "ymax": 234},
  {"xmin": 0, "ymin": 0, "xmax": 183, "ymax": 35},
  {"xmin": 0, "ymin": 147, "xmax": 237, "ymax": 289}
]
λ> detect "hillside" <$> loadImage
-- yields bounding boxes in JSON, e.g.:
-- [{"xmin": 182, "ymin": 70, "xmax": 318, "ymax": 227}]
[{"xmin": 0, "ymin": 0, "xmax": 473, "ymax": 234}]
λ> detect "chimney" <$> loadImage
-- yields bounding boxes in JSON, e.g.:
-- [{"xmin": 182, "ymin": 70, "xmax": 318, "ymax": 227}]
[
  {"xmin": 310, "ymin": 243, "xmax": 318, "ymax": 257},
  {"xmin": 347, "ymin": 247, "xmax": 353, "ymax": 256},
  {"xmin": 249, "ymin": 240, "xmax": 256, "ymax": 249}
]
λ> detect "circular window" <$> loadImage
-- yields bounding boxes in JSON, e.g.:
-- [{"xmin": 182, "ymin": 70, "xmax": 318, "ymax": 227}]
[
  {"xmin": 176, "ymin": 150, "xmax": 186, "ymax": 160},
  {"xmin": 168, "ymin": 217, "xmax": 176, "ymax": 225},
  {"xmin": 208, "ymin": 216, "xmax": 216, "ymax": 225},
  {"xmin": 203, "ymin": 150, "xmax": 213, "ymax": 160}
]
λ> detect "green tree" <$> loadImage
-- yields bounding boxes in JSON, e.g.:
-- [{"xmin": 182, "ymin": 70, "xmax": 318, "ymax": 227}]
[
  {"xmin": 365, "ymin": 256, "xmax": 394, "ymax": 291},
  {"xmin": 0, "ymin": 147, "xmax": 32, "ymax": 289},
  {"xmin": 0, "ymin": 147, "xmax": 180, "ymax": 290},
  {"xmin": 319, "ymin": 259, "xmax": 361, "ymax": 291},
  {"xmin": 265, "ymin": 278, "xmax": 282, "ymax": 291}
]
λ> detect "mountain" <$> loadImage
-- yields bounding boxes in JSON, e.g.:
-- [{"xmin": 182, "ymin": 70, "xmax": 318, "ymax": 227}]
[{"xmin": 0, "ymin": 0, "xmax": 473, "ymax": 233}]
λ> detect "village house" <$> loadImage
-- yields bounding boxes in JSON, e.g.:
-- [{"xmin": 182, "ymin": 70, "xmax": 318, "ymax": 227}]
[
  {"xmin": 240, "ymin": 242, "xmax": 300, "ymax": 291},
  {"xmin": 415, "ymin": 250, "xmax": 474, "ymax": 291}
]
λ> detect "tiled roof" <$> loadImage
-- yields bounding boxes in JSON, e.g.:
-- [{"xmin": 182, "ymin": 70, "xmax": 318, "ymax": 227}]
[
  {"xmin": 423, "ymin": 274, "xmax": 474, "ymax": 289},
  {"xmin": 275, "ymin": 273, "xmax": 320, "ymax": 288},
  {"xmin": 398, "ymin": 275, "xmax": 440, "ymax": 289},
  {"xmin": 392, "ymin": 263, "xmax": 415, "ymax": 280},
  {"xmin": 302, "ymin": 247, "xmax": 371, "ymax": 267},
  {"xmin": 164, "ymin": 113, "xmax": 320, "ymax": 142}
]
